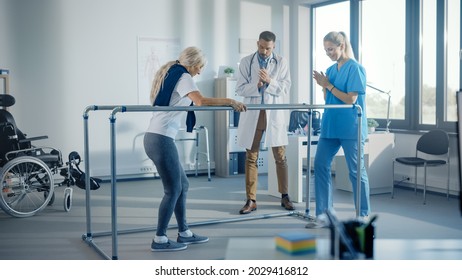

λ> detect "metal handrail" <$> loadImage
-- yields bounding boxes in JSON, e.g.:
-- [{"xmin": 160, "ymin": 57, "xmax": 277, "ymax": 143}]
[{"xmin": 82, "ymin": 103, "xmax": 363, "ymax": 259}]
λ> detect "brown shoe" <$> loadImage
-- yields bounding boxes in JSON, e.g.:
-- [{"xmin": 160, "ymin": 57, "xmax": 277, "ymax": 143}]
[
  {"xmin": 281, "ymin": 196, "xmax": 295, "ymax": 210},
  {"xmin": 239, "ymin": 199, "xmax": 257, "ymax": 214}
]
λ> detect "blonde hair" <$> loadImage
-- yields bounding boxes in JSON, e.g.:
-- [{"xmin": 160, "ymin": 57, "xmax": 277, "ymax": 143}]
[
  {"xmin": 150, "ymin": 46, "xmax": 207, "ymax": 104},
  {"xmin": 324, "ymin": 31, "xmax": 355, "ymax": 60}
]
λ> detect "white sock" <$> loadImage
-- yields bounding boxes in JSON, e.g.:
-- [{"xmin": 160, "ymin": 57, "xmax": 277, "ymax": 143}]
[
  {"xmin": 154, "ymin": 235, "xmax": 168, "ymax": 243},
  {"xmin": 178, "ymin": 229, "xmax": 193, "ymax": 238}
]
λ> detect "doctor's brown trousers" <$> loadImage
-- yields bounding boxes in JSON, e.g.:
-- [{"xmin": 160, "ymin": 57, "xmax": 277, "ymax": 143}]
[{"xmin": 245, "ymin": 110, "xmax": 289, "ymax": 200}]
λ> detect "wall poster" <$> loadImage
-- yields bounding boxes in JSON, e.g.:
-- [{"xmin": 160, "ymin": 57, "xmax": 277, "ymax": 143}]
[{"xmin": 137, "ymin": 37, "xmax": 181, "ymax": 105}]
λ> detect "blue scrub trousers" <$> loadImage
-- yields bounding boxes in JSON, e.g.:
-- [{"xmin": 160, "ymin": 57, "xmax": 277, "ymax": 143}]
[{"xmin": 314, "ymin": 138, "xmax": 371, "ymax": 217}]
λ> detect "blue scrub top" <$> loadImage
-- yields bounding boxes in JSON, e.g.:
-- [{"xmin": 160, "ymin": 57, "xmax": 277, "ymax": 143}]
[{"xmin": 321, "ymin": 59, "xmax": 368, "ymax": 140}]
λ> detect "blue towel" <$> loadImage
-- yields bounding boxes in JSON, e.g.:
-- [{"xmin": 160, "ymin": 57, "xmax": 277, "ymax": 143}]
[{"xmin": 154, "ymin": 62, "xmax": 195, "ymax": 132}]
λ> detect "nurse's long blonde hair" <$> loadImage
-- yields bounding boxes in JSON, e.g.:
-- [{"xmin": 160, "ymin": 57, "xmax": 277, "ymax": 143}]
[
  {"xmin": 324, "ymin": 31, "xmax": 355, "ymax": 60},
  {"xmin": 150, "ymin": 46, "xmax": 207, "ymax": 104}
]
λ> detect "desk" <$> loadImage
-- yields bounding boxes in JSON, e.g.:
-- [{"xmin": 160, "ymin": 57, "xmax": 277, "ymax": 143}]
[
  {"xmin": 225, "ymin": 237, "xmax": 462, "ymax": 260},
  {"xmin": 267, "ymin": 133, "xmax": 395, "ymax": 203},
  {"xmin": 334, "ymin": 132, "xmax": 395, "ymax": 194}
]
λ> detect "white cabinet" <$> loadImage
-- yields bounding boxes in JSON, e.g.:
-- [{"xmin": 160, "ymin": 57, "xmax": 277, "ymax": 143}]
[
  {"xmin": 267, "ymin": 132, "xmax": 395, "ymax": 202},
  {"xmin": 334, "ymin": 132, "xmax": 395, "ymax": 194},
  {"xmin": 214, "ymin": 77, "xmax": 267, "ymax": 177}
]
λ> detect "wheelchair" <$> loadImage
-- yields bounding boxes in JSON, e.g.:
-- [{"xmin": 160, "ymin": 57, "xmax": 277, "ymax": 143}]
[{"xmin": 0, "ymin": 94, "xmax": 100, "ymax": 218}]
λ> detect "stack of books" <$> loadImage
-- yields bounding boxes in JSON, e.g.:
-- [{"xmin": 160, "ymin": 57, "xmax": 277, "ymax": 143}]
[{"xmin": 275, "ymin": 231, "xmax": 316, "ymax": 255}]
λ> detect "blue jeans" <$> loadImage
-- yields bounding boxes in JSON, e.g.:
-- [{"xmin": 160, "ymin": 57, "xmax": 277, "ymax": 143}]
[
  {"xmin": 144, "ymin": 132, "xmax": 189, "ymax": 236},
  {"xmin": 314, "ymin": 138, "xmax": 370, "ymax": 217}
]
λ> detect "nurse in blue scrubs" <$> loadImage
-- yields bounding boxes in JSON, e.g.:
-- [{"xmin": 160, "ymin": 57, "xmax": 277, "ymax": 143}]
[{"xmin": 312, "ymin": 31, "xmax": 370, "ymax": 219}]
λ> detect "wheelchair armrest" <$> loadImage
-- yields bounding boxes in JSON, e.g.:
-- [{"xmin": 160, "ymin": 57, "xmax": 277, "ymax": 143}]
[{"xmin": 19, "ymin": 135, "xmax": 48, "ymax": 143}]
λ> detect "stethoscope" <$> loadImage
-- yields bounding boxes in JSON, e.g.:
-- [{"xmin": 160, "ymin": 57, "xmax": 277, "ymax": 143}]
[{"xmin": 247, "ymin": 51, "xmax": 278, "ymax": 78}]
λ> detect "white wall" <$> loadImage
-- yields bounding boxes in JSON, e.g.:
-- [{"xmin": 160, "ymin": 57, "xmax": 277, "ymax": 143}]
[
  {"xmin": 0, "ymin": 0, "xmax": 306, "ymax": 178},
  {"xmin": 0, "ymin": 1, "xmax": 11, "ymax": 68}
]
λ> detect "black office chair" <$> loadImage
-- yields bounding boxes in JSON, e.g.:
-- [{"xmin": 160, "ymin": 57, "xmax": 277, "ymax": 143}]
[
  {"xmin": 288, "ymin": 110, "xmax": 321, "ymax": 135},
  {"xmin": 392, "ymin": 129, "xmax": 450, "ymax": 204}
]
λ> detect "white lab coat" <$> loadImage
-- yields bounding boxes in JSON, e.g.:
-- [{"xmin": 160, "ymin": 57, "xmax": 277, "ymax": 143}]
[{"xmin": 236, "ymin": 52, "xmax": 291, "ymax": 150}]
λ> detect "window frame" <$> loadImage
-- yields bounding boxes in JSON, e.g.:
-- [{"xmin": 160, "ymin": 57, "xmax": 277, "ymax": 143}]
[{"xmin": 310, "ymin": 0, "xmax": 461, "ymax": 133}]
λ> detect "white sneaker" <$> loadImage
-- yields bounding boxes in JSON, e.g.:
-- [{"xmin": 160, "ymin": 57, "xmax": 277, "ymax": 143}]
[{"xmin": 305, "ymin": 213, "xmax": 330, "ymax": 229}]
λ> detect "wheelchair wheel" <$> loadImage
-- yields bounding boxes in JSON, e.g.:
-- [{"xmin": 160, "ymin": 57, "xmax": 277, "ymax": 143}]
[
  {"xmin": 63, "ymin": 187, "xmax": 72, "ymax": 212},
  {"xmin": 46, "ymin": 191, "xmax": 55, "ymax": 206},
  {"xmin": 0, "ymin": 156, "xmax": 55, "ymax": 218}
]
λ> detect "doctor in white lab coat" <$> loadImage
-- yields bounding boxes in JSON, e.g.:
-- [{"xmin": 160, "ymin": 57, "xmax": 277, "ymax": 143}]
[{"xmin": 235, "ymin": 31, "xmax": 293, "ymax": 214}]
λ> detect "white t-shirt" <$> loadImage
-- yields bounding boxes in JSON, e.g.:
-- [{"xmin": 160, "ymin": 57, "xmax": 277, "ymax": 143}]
[{"xmin": 146, "ymin": 73, "xmax": 198, "ymax": 139}]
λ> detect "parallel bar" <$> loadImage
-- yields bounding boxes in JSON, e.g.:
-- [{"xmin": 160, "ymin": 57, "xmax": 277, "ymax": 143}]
[
  {"xmin": 90, "ymin": 211, "xmax": 301, "ymax": 238},
  {"xmin": 109, "ymin": 103, "xmax": 353, "ymax": 112},
  {"xmin": 109, "ymin": 115, "xmax": 119, "ymax": 260},
  {"xmin": 81, "ymin": 234, "xmax": 111, "ymax": 260},
  {"xmin": 82, "ymin": 103, "xmax": 362, "ymax": 260},
  {"xmin": 356, "ymin": 107, "xmax": 363, "ymax": 218},
  {"xmin": 82, "ymin": 211, "xmax": 305, "ymax": 260},
  {"xmin": 82, "ymin": 106, "xmax": 119, "ymax": 246},
  {"xmin": 82, "ymin": 105, "xmax": 120, "ymax": 260},
  {"xmin": 304, "ymin": 111, "xmax": 312, "ymax": 216},
  {"xmin": 83, "ymin": 113, "xmax": 91, "ymax": 239}
]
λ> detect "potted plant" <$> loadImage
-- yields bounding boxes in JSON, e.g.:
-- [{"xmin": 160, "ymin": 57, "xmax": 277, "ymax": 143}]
[
  {"xmin": 367, "ymin": 118, "xmax": 379, "ymax": 134},
  {"xmin": 224, "ymin": 67, "xmax": 235, "ymax": 77}
]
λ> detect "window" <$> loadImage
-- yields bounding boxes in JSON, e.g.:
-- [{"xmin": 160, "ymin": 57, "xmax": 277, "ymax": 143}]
[
  {"xmin": 421, "ymin": 0, "xmax": 437, "ymax": 125},
  {"xmin": 361, "ymin": 0, "xmax": 406, "ymax": 122},
  {"xmin": 446, "ymin": 0, "xmax": 461, "ymax": 122},
  {"xmin": 312, "ymin": 1, "xmax": 350, "ymax": 104},
  {"xmin": 310, "ymin": 0, "xmax": 461, "ymax": 132},
  {"xmin": 419, "ymin": 0, "xmax": 460, "ymax": 129}
]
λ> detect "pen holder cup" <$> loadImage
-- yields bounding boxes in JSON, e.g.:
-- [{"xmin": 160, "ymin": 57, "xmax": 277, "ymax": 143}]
[{"xmin": 330, "ymin": 220, "xmax": 375, "ymax": 259}]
